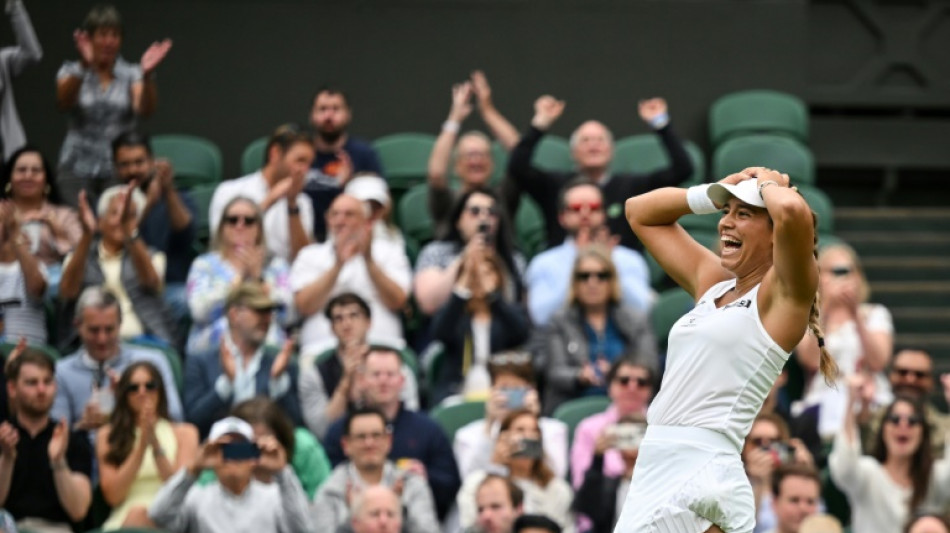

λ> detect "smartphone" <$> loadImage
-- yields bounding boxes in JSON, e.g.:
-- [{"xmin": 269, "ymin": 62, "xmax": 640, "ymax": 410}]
[
  {"xmin": 511, "ymin": 438, "xmax": 543, "ymax": 459},
  {"xmin": 221, "ymin": 441, "xmax": 261, "ymax": 462},
  {"xmin": 609, "ymin": 423, "xmax": 646, "ymax": 451},
  {"xmin": 763, "ymin": 442, "xmax": 792, "ymax": 465},
  {"xmin": 503, "ymin": 387, "xmax": 527, "ymax": 409}
]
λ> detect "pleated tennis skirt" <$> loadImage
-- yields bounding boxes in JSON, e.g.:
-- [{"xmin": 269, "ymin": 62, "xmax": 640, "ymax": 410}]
[{"xmin": 613, "ymin": 425, "xmax": 755, "ymax": 533}]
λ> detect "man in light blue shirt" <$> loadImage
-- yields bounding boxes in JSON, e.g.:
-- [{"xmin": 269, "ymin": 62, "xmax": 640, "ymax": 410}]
[
  {"xmin": 525, "ymin": 180, "xmax": 653, "ymax": 326},
  {"xmin": 52, "ymin": 286, "xmax": 184, "ymax": 431}
]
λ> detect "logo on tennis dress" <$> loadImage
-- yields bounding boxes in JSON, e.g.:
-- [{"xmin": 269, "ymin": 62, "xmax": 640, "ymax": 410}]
[{"xmin": 722, "ymin": 299, "xmax": 752, "ymax": 309}]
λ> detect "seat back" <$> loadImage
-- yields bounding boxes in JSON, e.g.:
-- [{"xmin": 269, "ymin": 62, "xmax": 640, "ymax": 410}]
[
  {"xmin": 551, "ymin": 395, "xmax": 611, "ymax": 449},
  {"xmin": 612, "ymin": 135, "xmax": 707, "ymax": 186},
  {"xmin": 125, "ymin": 341, "xmax": 184, "ymax": 392},
  {"xmin": 709, "ymin": 89, "xmax": 809, "ymax": 147},
  {"xmin": 396, "ymin": 184, "xmax": 435, "ymax": 264},
  {"xmin": 151, "ymin": 134, "xmax": 223, "ymax": 190},
  {"xmin": 650, "ymin": 287, "xmax": 695, "ymax": 353},
  {"xmin": 797, "ymin": 184, "xmax": 835, "ymax": 236},
  {"xmin": 188, "ymin": 184, "xmax": 218, "ymax": 254},
  {"xmin": 532, "ymin": 136, "xmax": 573, "ymax": 172},
  {"xmin": 240, "ymin": 136, "xmax": 268, "ymax": 176},
  {"xmin": 514, "ymin": 195, "xmax": 547, "ymax": 261},
  {"xmin": 712, "ymin": 134, "xmax": 815, "ymax": 186},
  {"xmin": 373, "ymin": 133, "xmax": 437, "ymax": 193}
]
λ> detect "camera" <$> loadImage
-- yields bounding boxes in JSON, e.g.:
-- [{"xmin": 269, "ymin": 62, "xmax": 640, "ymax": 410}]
[
  {"xmin": 762, "ymin": 442, "xmax": 792, "ymax": 465},
  {"xmin": 608, "ymin": 423, "xmax": 646, "ymax": 451},
  {"xmin": 511, "ymin": 437, "xmax": 543, "ymax": 459},
  {"xmin": 221, "ymin": 441, "xmax": 261, "ymax": 461}
]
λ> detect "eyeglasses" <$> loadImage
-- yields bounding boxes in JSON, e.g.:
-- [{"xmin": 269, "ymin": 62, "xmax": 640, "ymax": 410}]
[
  {"xmin": 566, "ymin": 201, "xmax": 602, "ymax": 213},
  {"xmin": 891, "ymin": 367, "xmax": 930, "ymax": 380},
  {"xmin": 465, "ymin": 205, "xmax": 498, "ymax": 218},
  {"xmin": 125, "ymin": 380, "xmax": 158, "ymax": 394},
  {"xmin": 614, "ymin": 375, "xmax": 650, "ymax": 387},
  {"xmin": 575, "ymin": 270, "xmax": 611, "ymax": 282},
  {"xmin": 224, "ymin": 214, "xmax": 259, "ymax": 226},
  {"xmin": 885, "ymin": 414, "xmax": 923, "ymax": 427},
  {"xmin": 830, "ymin": 265, "xmax": 853, "ymax": 277},
  {"xmin": 347, "ymin": 431, "xmax": 387, "ymax": 442}
]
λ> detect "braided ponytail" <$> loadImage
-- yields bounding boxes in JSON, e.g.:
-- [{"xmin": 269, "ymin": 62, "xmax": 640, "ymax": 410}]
[{"xmin": 807, "ymin": 210, "xmax": 839, "ymax": 386}]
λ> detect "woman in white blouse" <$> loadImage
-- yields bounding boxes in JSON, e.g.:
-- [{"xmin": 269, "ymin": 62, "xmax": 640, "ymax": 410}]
[{"xmin": 830, "ymin": 374, "xmax": 950, "ymax": 533}]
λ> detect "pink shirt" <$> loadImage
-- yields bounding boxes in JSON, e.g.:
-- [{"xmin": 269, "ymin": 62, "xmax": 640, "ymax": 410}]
[{"xmin": 570, "ymin": 405, "xmax": 626, "ymax": 488}]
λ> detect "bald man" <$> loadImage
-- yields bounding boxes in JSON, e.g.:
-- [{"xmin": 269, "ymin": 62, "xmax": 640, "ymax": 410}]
[
  {"xmin": 290, "ymin": 194, "xmax": 411, "ymax": 359},
  {"xmin": 349, "ymin": 485, "xmax": 403, "ymax": 533}
]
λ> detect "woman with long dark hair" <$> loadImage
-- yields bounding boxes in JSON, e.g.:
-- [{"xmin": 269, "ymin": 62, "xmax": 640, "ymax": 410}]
[
  {"xmin": 413, "ymin": 186, "xmax": 525, "ymax": 315},
  {"xmin": 830, "ymin": 377, "xmax": 950, "ymax": 533},
  {"xmin": 457, "ymin": 408, "xmax": 575, "ymax": 532},
  {"xmin": 96, "ymin": 361, "xmax": 198, "ymax": 529}
]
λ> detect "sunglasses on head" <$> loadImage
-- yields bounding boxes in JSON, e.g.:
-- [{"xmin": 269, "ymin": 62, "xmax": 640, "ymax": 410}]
[
  {"xmin": 125, "ymin": 381, "xmax": 158, "ymax": 394},
  {"xmin": 575, "ymin": 270, "xmax": 611, "ymax": 282},
  {"xmin": 466, "ymin": 205, "xmax": 498, "ymax": 218},
  {"xmin": 566, "ymin": 201, "xmax": 602, "ymax": 213},
  {"xmin": 885, "ymin": 414, "xmax": 923, "ymax": 427},
  {"xmin": 892, "ymin": 367, "xmax": 930, "ymax": 380},
  {"xmin": 830, "ymin": 265, "xmax": 853, "ymax": 277},
  {"xmin": 615, "ymin": 375, "xmax": 650, "ymax": 387},
  {"xmin": 224, "ymin": 214, "xmax": 259, "ymax": 226}
]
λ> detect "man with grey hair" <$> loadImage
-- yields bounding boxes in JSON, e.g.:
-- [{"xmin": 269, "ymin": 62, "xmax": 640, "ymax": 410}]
[
  {"xmin": 52, "ymin": 286, "xmax": 182, "ymax": 435},
  {"xmin": 59, "ymin": 183, "xmax": 175, "ymax": 349},
  {"xmin": 347, "ymin": 485, "xmax": 403, "ymax": 533},
  {"xmin": 507, "ymin": 95, "xmax": 693, "ymax": 252}
]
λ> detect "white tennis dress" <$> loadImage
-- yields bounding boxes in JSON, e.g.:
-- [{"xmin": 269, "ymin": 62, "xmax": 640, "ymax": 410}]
[{"xmin": 614, "ymin": 280, "xmax": 790, "ymax": 533}]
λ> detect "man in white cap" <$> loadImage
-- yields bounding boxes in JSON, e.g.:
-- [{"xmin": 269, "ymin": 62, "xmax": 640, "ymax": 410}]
[
  {"xmin": 344, "ymin": 173, "xmax": 404, "ymax": 248},
  {"xmin": 149, "ymin": 415, "xmax": 313, "ymax": 532}
]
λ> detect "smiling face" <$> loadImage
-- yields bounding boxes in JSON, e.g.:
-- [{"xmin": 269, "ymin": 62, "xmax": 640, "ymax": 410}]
[
  {"xmin": 559, "ymin": 184, "xmax": 605, "ymax": 235},
  {"xmin": 91, "ymin": 26, "xmax": 121, "ymax": 65},
  {"xmin": 608, "ymin": 363, "xmax": 653, "ymax": 416},
  {"xmin": 455, "ymin": 134, "xmax": 494, "ymax": 187},
  {"xmin": 889, "ymin": 350, "xmax": 934, "ymax": 398},
  {"xmin": 9, "ymin": 151, "xmax": 48, "ymax": 202},
  {"xmin": 571, "ymin": 121, "xmax": 613, "ymax": 172},
  {"xmin": 881, "ymin": 399, "xmax": 924, "ymax": 460},
  {"xmin": 718, "ymin": 198, "xmax": 774, "ymax": 277},
  {"xmin": 342, "ymin": 412, "xmax": 391, "ymax": 470}
]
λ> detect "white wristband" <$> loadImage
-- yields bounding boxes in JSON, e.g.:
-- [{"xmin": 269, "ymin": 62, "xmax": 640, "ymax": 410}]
[
  {"xmin": 686, "ymin": 184, "xmax": 718, "ymax": 214},
  {"xmin": 442, "ymin": 120, "xmax": 460, "ymax": 134}
]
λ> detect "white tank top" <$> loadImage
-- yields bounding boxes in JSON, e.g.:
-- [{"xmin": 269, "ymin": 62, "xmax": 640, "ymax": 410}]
[{"xmin": 647, "ymin": 279, "xmax": 790, "ymax": 451}]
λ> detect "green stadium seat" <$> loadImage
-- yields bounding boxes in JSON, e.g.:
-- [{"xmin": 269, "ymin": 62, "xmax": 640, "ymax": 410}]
[
  {"xmin": 151, "ymin": 134, "xmax": 223, "ymax": 190},
  {"xmin": 313, "ymin": 344, "xmax": 420, "ymax": 378},
  {"xmin": 532, "ymin": 135, "xmax": 573, "ymax": 172},
  {"xmin": 797, "ymin": 184, "xmax": 835, "ymax": 236},
  {"xmin": 551, "ymin": 395, "xmax": 611, "ymax": 449},
  {"xmin": 373, "ymin": 133, "xmax": 437, "ymax": 193},
  {"xmin": 709, "ymin": 89, "xmax": 809, "ymax": 147},
  {"xmin": 612, "ymin": 135, "xmax": 707, "ymax": 186},
  {"xmin": 240, "ymin": 136, "xmax": 268, "ymax": 176},
  {"xmin": 0, "ymin": 341, "xmax": 61, "ymax": 362},
  {"xmin": 651, "ymin": 287, "xmax": 695, "ymax": 353},
  {"xmin": 430, "ymin": 400, "xmax": 486, "ymax": 441},
  {"xmin": 712, "ymin": 134, "xmax": 815, "ymax": 186},
  {"xmin": 396, "ymin": 184, "xmax": 435, "ymax": 264},
  {"xmin": 514, "ymin": 195, "xmax": 547, "ymax": 261},
  {"xmin": 187, "ymin": 184, "xmax": 217, "ymax": 254},
  {"xmin": 125, "ymin": 341, "xmax": 184, "ymax": 392}
]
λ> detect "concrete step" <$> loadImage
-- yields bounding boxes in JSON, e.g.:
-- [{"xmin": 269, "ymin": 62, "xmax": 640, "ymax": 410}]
[
  {"xmin": 837, "ymin": 231, "xmax": 950, "ymax": 258},
  {"xmin": 890, "ymin": 307, "xmax": 950, "ymax": 334},
  {"xmin": 835, "ymin": 207, "xmax": 950, "ymax": 232},
  {"xmin": 870, "ymin": 281, "xmax": 950, "ymax": 308},
  {"xmin": 862, "ymin": 257, "xmax": 950, "ymax": 282}
]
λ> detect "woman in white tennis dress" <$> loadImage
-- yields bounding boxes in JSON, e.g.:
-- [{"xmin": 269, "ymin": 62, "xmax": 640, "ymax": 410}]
[{"xmin": 615, "ymin": 168, "xmax": 838, "ymax": 532}]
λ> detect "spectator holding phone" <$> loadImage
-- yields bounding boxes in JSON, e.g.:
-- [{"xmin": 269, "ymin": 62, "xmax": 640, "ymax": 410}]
[
  {"xmin": 742, "ymin": 413, "xmax": 814, "ymax": 533},
  {"xmin": 96, "ymin": 361, "xmax": 198, "ymax": 529},
  {"xmin": 572, "ymin": 413, "xmax": 646, "ymax": 532},
  {"xmin": 429, "ymin": 247, "xmax": 530, "ymax": 404},
  {"xmin": 454, "ymin": 354, "xmax": 568, "ymax": 478},
  {"xmin": 414, "ymin": 186, "xmax": 525, "ymax": 316},
  {"xmin": 543, "ymin": 246, "xmax": 657, "ymax": 415},
  {"xmin": 148, "ymin": 416, "xmax": 314, "ymax": 532},
  {"xmin": 312, "ymin": 407, "xmax": 440, "ymax": 533},
  {"xmin": 457, "ymin": 409, "xmax": 575, "ymax": 533}
]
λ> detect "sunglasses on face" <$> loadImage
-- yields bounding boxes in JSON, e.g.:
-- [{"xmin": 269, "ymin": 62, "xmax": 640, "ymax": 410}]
[
  {"xmin": 891, "ymin": 367, "xmax": 930, "ymax": 380},
  {"xmin": 575, "ymin": 270, "xmax": 611, "ymax": 282},
  {"xmin": 749, "ymin": 436, "xmax": 779, "ymax": 448},
  {"xmin": 830, "ymin": 265, "xmax": 853, "ymax": 277},
  {"xmin": 614, "ymin": 375, "xmax": 650, "ymax": 387},
  {"xmin": 465, "ymin": 205, "xmax": 498, "ymax": 218},
  {"xmin": 224, "ymin": 214, "xmax": 259, "ymax": 226},
  {"xmin": 125, "ymin": 380, "xmax": 158, "ymax": 394},
  {"xmin": 566, "ymin": 201, "xmax": 602, "ymax": 213},
  {"xmin": 885, "ymin": 414, "xmax": 923, "ymax": 427}
]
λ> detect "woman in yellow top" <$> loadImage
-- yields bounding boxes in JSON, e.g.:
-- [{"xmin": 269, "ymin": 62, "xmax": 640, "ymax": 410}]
[{"xmin": 96, "ymin": 361, "xmax": 198, "ymax": 529}]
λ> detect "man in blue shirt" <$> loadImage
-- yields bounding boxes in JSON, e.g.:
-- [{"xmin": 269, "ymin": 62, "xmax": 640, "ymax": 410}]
[
  {"xmin": 111, "ymin": 131, "xmax": 196, "ymax": 333},
  {"xmin": 525, "ymin": 179, "xmax": 653, "ymax": 326},
  {"xmin": 306, "ymin": 86, "xmax": 383, "ymax": 241}
]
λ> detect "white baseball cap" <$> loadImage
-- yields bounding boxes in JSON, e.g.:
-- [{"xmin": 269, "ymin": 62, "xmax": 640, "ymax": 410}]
[
  {"xmin": 208, "ymin": 416, "xmax": 254, "ymax": 442},
  {"xmin": 345, "ymin": 174, "xmax": 390, "ymax": 208},
  {"xmin": 707, "ymin": 179, "xmax": 766, "ymax": 208}
]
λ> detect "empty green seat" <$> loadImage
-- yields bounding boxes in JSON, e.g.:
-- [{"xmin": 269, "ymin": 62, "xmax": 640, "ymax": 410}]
[
  {"xmin": 651, "ymin": 287, "xmax": 695, "ymax": 353},
  {"xmin": 797, "ymin": 184, "xmax": 835, "ymax": 236},
  {"xmin": 187, "ymin": 184, "xmax": 217, "ymax": 254},
  {"xmin": 430, "ymin": 400, "xmax": 486, "ymax": 441},
  {"xmin": 612, "ymin": 135, "xmax": 707, "ymax": 186},
  {"xmin": 532, "ymin": 135, "xmax": 573, "ymax": 172},
  {"xmin": 151, "ymin": 134, "xmax": 223, "ymax": 190},
  {"xmin": 240, "ymin": 136, "xmax": 268, "ymax": 175},
  {"xmin": 551, "ymin": 395, "xmax": 611, "ymax": 449},
  {"xmin": 396, "ymin": 184, "xmax": 435, "ymax": 264},
  {"xmin": 514, "ymin": 195, "xmax": 547, "ymax": 261},
  {"xmin": 373, "ymin": 133, "xmax": 437, "ymax": 193},
  {"xmin": 709, "ymin": 89, "xmax": 809, "ymax": 147},
  {"xmin": 712, "ymin": 134, "xmax": 815, "ymax": 186}
]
